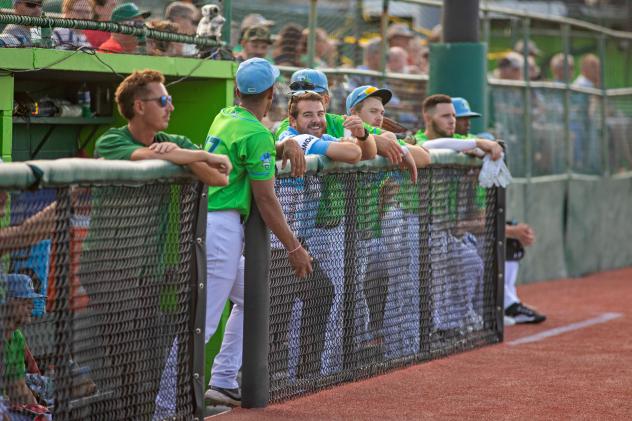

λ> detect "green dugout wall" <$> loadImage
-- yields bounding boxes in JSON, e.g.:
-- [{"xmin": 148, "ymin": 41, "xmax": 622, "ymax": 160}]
[
  {"xmin": 0, "ymin": 48, "xmax": 235, "ymax": 161},
  {"xmin": 0, "ymin": 47, "xmax": 235, "ymax": 383}
]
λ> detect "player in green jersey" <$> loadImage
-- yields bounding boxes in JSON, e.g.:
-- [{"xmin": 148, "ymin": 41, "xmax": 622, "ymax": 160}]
[{"xmin": 202, "ymin": 58, "xmax": 313, "ymax": 407}]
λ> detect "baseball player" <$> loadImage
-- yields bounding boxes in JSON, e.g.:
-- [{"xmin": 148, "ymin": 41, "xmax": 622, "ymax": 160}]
[{"xmin": 203, "ymin": 58, "xmax": 313, "ymax": 406}]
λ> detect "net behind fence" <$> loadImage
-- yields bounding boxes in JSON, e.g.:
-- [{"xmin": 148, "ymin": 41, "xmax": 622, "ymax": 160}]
[
  {"xmin": 0, "ymin": 162, "xmax": 203, "ymax": 420},
  {"xmin": 268, "ymin": 161, "xmax": 501, "ymax": 402}
]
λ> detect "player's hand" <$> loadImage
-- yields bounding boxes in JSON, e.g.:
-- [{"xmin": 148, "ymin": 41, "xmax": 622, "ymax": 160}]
[
  {"xmin": 376, "ymin": 137, "xmax": 403, "ymax": 164},
  {"xmin": 206, "ymin": 154, "xmax": 232, "ymax": 175},
  {"xmin": 401, "ymin": 150, "xmax": 418, "ymax": 184},
  {"xmin": 476, "ymin": 139, "xmax": 503, "ymax": 161},
  {"xmin": 509, "ymin": 223, "xmax": 535, "ymax": 246},
  {"xmin": 149, "ymin": 142, "xmax": 179, "ymax": 154},
  {"xmin": 281, "ymin": 138, "xmax": 306, "ymax": 178},
  {"xmin": 342, "ymin": 115, "xmax": 366, "ymax": 138},
  {"xmin": 287, "ymin": 245, "xmax": 313, "ymax": 278}
]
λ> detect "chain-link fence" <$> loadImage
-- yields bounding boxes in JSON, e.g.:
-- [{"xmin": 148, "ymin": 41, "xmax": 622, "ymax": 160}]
[
  {"xmin": 0, "ymin": 159, "xmax": 206, "ymax": 421},
  {"xmin": 265, "ymin": 155, "xmax": 503, "ymax": 402}
]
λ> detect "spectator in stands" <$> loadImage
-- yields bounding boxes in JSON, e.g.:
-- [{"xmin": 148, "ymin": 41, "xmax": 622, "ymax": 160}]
[
  {"xmin": 573, "ymin": 53, "xmax": 600, "ymax": 88},
  {"xmin": 164, "ymin": 1, "xmax": 200, "ymax": 57},
  {"xmin": 272, "ymin": 23, "xmax": 303, "ymax": 66},
  {"xmin": 235, "ymin": 25, "xmax": 272, "ymax": 62},
  {"xmin": 84, "ymin": 0, "xmax": 116, "ymax": 48},
  {"xmin": 1, "ymin": 0, "xmax": 43, "ymax": 46},
  {"xmin": 146, "ymin": 20, "xmax": 181, "ymax": 56},
  {"xmin": 52, "ymin": 0, "xmax": 93, "ymax": 50},
  {"xmin": 494, "ymin": 52, "xmax": 524, "ymax": 80},
  {"xmin": 386, "ymin": 46, "xmax": 409, "ymax": 74},
  {"xmin": 407, "ymin": 37, "xmax": 429, "ymax": 74},
  {"xmin": 386, "ymin": 23, "xmax": 415, "ymax": 49},
  {"xmin": 451, "ymin": 97, "xmax": 547, "ymax": 325},
  {"xmin": 550, "ymin": 52, "xmax": 574, "ymax": 83},
  {"xmin": 350, "ymin": 38, "xmax": 381, "ymax": 83},
  {"xmin": 300, "ymin": 27, "xmax": 337, "ymax": 68},
  {"xmin": 202, "ymin": 58, "xmax": 313, "ymax": 407},
  {"xmin": 233, "ymin": 12, "xmax": 274, "ymax": 57},
  {"xmin": 98, "ymin": 2, "xmax": 150, "ymax": 54}
]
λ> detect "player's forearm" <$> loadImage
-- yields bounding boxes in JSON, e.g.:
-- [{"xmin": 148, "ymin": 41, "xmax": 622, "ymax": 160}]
[
  {"xmin": 187, "ymin": 161, "xmax": 228, "ymax": 186},
  {"xmin": 357, "ymin": 134, "xmax": 377, "ymax": 160},
  {"xmin": 253, "ymin": 184, "xmax": 300, "ymax": 251},
  {"xmin": 407, "ymin": 145, "xmax": 431, "ymax": 167},
  {"xmin": 328, "ymin": 143, "xmax": 362, "ymax": 164},
  {"xmin": 131, "ymin": 148, "xmax": 208, "ymax": 165},
  {"xmin": 0, "ymin": 203, "xmax": 56, "ymax": 254}
]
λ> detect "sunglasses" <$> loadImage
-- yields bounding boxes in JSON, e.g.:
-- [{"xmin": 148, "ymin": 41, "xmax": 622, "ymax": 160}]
[
  {"xmin": 290, "ymin": 90, "xmax": 319, "ymax": 97},
  {"xmin": 140, "ymin": 95, "xmax": 173, "ymax": 107},
  {"xmin": 21, "ymin": 1, "xmax": 42, "ymax": 7},
  {"xmin": 289, "ymin": 80, "xmax": 327, "ymax": 93}
]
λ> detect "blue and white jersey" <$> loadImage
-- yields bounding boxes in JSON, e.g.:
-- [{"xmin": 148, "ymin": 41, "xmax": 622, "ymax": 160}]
[
  {"xmin": 272, "ymin": 128, "xmax": 339, "ymax": 246},
  {"xmin": 277, "ymin": 127, "xmax": 337, "ymax": 156}
]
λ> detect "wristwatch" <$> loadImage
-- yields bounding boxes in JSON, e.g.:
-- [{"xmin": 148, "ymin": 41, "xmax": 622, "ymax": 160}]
[{"xmin": 357, "ymin": 128, "xmax": 369, "ymax": 142}]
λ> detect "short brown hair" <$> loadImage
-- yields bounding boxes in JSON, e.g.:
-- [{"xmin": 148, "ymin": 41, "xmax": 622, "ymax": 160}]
[
  {"xmin": 115, "ymin": 70, "xmax": 165, "ymax": 120},
  {"xmin": 62, "ymin": 0, "xmax": 95, "ymax": 15},
  {"xmin": 288, "ymin": 91, "xmax": 324, "ymax": 119},
  {"xmin": 422, "ymin": 94, "xmax": 452, "ymax": 115}
]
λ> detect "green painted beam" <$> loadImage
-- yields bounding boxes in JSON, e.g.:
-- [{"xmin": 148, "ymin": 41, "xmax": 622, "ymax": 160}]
[{"xmin": 0, "ymin": 48, "xmax": 235, "ymax": 79}]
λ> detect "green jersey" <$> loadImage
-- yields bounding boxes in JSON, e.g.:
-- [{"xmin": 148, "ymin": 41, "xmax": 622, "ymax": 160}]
[
  {"xmin": 205, "ymin": 106, "xmax": 276, "ymax": 219},
  {"xmin": 275, "ymin": 113, "xmax": 383, "ymax": 140},
  {"xmin": 4, "ymin": 329, "xmax": 25, "ymax": 383},
  {"xmin": 95, "ymin": 126, "xmax": 198, "ymax": 160}
]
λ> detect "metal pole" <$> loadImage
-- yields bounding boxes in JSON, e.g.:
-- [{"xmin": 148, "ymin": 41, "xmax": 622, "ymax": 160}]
[
  {"xmin": 379, "ymin": 0, "xmax": 389, "ymax": 79},
  {"xmin": 522, "ymin": 17, "xmax": 533, "ymax": 179},
  {"xmin": 495, "ymin": 186, "xmax": 506, "ymax": 341},
  {"xmin": 307, "ymin": 0, "xmax": 318, "ymax": 69},
  {"xmin": 242, "ymin": 199, "xmax": 271, "ymax": 408},
  {"xmin": 598, "ymin": 33, "xmax": 610, "ymax": 177},
  {"xmin": 562, "ymin": 24, "xmax": 572, "ymax": 175},
  {"xmin": 482, "ymin": 9, "xmax": 491, "ymax": 129},
  {"xmin": 354, "ymin": 0, "xmax": 364, "ymax": 67},
  {"xmin": 442, "ymin": 0, "xmax": 480, "ymax": 42},
  {"xmin": 221, "ymin": 0, "xmax": 232, "ymax": 45},
  {"xmin": 192, "ymin": 183, "xmax": 209, "ymax": 420}
]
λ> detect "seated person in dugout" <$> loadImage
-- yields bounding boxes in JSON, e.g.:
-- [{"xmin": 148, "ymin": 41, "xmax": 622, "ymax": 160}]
[
  {"xmin": 276, "ymin": 68, "xmax": 418, "ymax": 179},
  {"xmin": 92, "ymin": 69, "xmax": 231, "ymax": 418},
  {"xmin": 450, "ymin": 97, "xmax": 545, "ymax": 325},
  {"xmin": 271, "ymin": 91, "xmax": 370, "ymax": 380},
  {"xmin": 414, "ymin": 94, "xmax": 503, "ymax": 336}
]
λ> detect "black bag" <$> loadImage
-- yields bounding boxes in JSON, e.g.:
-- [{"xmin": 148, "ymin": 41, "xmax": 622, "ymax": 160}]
[{"xmin": 506, "ymin": 238, "xmax": 525, "ymax": 261}]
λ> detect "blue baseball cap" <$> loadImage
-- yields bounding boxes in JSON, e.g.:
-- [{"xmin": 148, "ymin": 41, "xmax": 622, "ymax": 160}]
[
  {"xmin": 290, "ymin": 69, "xmax": 329, "ymax": 94},
  {"xmin": 452, "ymin": 97, "xmax": 481, "ymax": 118},
  {"xmin": 6, "ymin": 274, "xmax": 43, "ymax": 300},
  {"xmin": 346, "ymin": 85, "xmax": 392, "ymax": 114},
  {"xmin": 236, "ymin": 58, "xmax": 280, "ymax": 94}
]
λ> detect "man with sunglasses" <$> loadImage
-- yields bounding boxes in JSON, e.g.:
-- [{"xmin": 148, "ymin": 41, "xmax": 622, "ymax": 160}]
[
  {"xmin": 1, "ymin": 0, "xmax": 43, "ymax": 46},
  {"xmin": 202, "ymin": 58, "xmax": 313, "ymax": 406},
  {"xmin": 95, "ymin": 69, "xmax": 230, "ymax": 183},
  {"xmin": 98, "ymin": 2, "xmax": 150, "ymax": 54}
]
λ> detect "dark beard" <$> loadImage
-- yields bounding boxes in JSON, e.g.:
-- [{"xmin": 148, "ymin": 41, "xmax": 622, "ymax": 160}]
[{"xmin": 432, "ymin": 120, "xmax": 453, "ymax": 138}]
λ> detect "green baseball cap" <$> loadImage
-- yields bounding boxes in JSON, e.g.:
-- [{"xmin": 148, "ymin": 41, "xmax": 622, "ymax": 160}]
[{"xmin": 111, "ymin": 2, "xmax": 151, "ymax": 23}]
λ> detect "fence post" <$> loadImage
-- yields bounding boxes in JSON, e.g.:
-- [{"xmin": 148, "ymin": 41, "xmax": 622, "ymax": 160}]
[
  {"xmin": 242, "ymin": 199, "xmax": 271, "ymax": 408},
  {"xmin": 192, "ymin": 183, "xmax": 208, "ymax": 420},
  {"xmin": 494, "ymin": 186, "xmax": 506, "ymax": 341},
  {"xmin": 307, "ymin": 0, "xmax": 318, "ymax": 69},
  {"xmin": 598, "ymin": 33, "xmax": 610, "ymax": 177},
  {"xmin": 342, "ymin": 172, "xmax": 358, "ymax": 371},
  {"xmin": 221, "ymin": 0, "xmax": 232, "ymax": 45},
  {"xmin": 51, "ymin": 187, "xmax": 73, "ymax": 421}
]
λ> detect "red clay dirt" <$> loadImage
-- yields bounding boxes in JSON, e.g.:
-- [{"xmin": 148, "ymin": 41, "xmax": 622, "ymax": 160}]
[{"xmin": 210, "ymin": 267, "xmax": 632, "ymax": 420}]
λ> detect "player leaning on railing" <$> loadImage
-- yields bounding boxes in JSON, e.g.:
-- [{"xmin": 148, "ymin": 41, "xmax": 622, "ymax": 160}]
[{"xmin": 202, "ymin": 58, "xmax": 314, "ymax": 407}]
